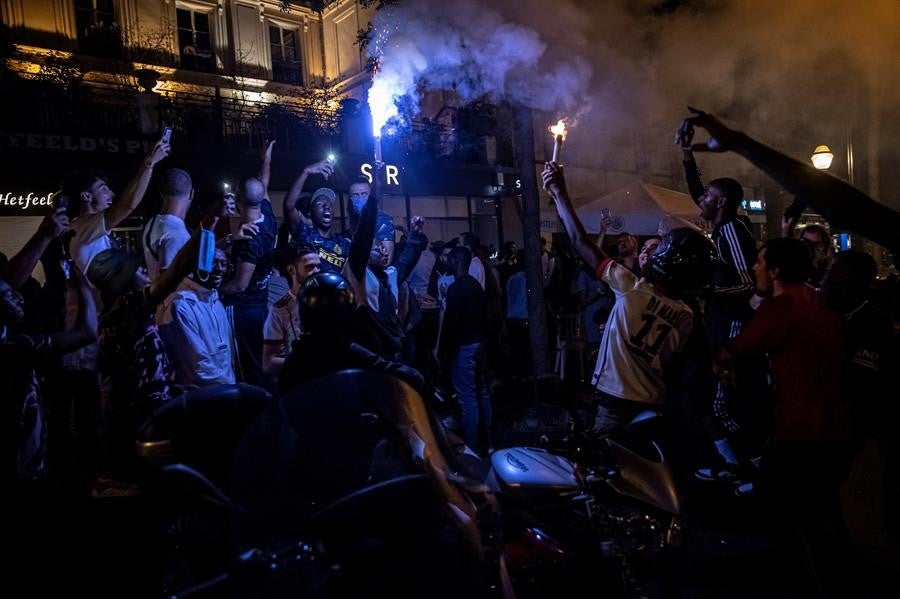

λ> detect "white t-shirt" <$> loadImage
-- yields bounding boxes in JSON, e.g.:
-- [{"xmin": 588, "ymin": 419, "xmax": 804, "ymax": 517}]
[
  {"xmin": 591, "ymin": 259, "xmax": 693, "ymax": 404},
  {"xmin": 263, "ymin": 292, "xmax": 302, "ymax": 357},
  {"xmin": 69, "ymin": 212, "xmax": 112, "ymax": 275},
  {"xmin": 143, "ymin": 214, "xmax": 191, "ymax": 281},
  {"xmin": 469, "ymin": 256, "xmax": 486, "ymax": 289}
]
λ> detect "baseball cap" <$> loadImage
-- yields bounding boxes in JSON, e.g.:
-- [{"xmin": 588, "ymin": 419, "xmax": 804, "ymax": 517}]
[{"xmin": 311, "ymin": 188, "xmax": 337, "ymax": 205}]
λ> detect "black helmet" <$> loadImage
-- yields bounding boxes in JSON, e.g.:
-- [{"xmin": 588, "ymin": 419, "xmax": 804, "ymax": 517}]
[
  {"xmin": 647, "ymin": 227, "xmax": 717, "ymax": 296},
  {"xmin": 299, "ymin": 272, "xmax": 356, "ymax": 335}
]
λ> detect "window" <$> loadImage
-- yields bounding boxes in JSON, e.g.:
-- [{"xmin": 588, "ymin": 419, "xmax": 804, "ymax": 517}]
[
  {"xmin": 74, "ymin": 0, "xmax": 121, "ymax": 58},
  {"xmin": 269, "ymin": 26, "xmax": 302, "ymax": 85},
  {"xmin": 177, "ymin": 8, "xmax": 214, "ymax": 73}
]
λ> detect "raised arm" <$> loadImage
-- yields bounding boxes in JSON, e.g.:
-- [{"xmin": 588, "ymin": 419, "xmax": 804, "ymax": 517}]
[
  {"xmin": 676, "ymin": 119, "xmax": 705, "ymax": 203},
  {"xmin": 259, "ymin": 140, "xmax": 275, "ymax": 194},
  {"xmin": 219, "ymin": 261, "xmax": 254, "ymax": 297},
  {"xmin": 685, "ymin": 107, "xmax": 900, "ymax": 257},
  {"xmin": 542, "ymin": 162, "xmax": 607, "ymax": 274},
  {"xmin": 393, "ymin": 216, "xmax": 427, "ymax": 283},
  {"xmin": 3, "ymin": 208, "xmax": 69, "ymax": 289},
  {"xmin": 781, "ymin": 196, "xmax": 805, "ymax": 238},
  {"xmin": 105, "ymin": 139, "xmax": 170, "ymax": 230},
  {"xmin": 284, "ymin": 160, "xmax": 333, "ymax": 231},
  {"xmin": 347, "ymin": 184, "xmax": 379, "ymax": 283}
]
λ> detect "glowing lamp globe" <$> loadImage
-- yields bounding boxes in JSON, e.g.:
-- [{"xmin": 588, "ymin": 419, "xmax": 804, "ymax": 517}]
[{"xmin": 811, "ymin": 145, "xmax": 834, "ymax": 170}]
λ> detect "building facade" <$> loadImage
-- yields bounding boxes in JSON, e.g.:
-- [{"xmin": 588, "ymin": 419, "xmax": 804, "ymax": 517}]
[{"xmin": 0, "ymin": 0, "xmax": 515, "ymax": 264}]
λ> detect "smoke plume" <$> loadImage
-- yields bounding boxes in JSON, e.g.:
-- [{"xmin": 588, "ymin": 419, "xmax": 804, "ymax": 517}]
[
  {"xmin": 367, "ymin": 0, "xmax": 900, "ymax": 208},
  {"xmin": 367, "ymin": 0, "xmax": 592, "ymax": 133}
]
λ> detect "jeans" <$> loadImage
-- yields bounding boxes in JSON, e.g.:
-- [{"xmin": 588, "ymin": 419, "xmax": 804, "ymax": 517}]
[
  {"xmin": 592, "ymin": 391, "xmax": 653, "ymax": 437},
  {"xmin": 451, "ymin": 342, "xmax": 492, "ymax": 451}
]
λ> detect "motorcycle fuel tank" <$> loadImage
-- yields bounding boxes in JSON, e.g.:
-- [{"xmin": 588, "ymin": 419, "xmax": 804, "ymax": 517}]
[{"xmin": 489, "ymin": 447, "xmax": 579, "ymax": 495}]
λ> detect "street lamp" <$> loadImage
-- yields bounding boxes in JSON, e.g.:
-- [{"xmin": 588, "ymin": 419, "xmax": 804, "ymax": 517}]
[{"xmin": 811, "ymin": 145, "xmax": 834, "ymax": 170}]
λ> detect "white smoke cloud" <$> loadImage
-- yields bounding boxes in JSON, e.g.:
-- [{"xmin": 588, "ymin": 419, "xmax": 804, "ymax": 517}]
[
  {"xmin": 367, "ymin": 0, "xmax": 593, "ymax": 134},
  {"xmin": 364, "ymin": 0, "xmax": 900, "ymax": 210}
]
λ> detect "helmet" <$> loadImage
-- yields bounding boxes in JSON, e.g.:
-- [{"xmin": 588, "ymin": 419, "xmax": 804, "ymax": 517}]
[
  {"xmin": 299, "ymin": 272, "xmax": 356, "ymax": 336},
  {"xmin": 646, "ymin": 227, "xmax": 717, "ymax": 296}
]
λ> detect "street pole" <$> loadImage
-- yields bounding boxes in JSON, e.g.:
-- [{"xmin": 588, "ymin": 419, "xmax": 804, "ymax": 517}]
[{"xmin": 512, "ymin": 104, "xmax": 549, "ymax": 379}]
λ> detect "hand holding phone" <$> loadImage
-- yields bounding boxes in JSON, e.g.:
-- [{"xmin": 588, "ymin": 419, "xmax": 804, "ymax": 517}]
[
  {"xmin": 161, "ymin": 126, "xmax": 172, "ymax": 143},
  {"xmin": 600, "ymin": 207, "xmax": 612, "ymax": 227}
]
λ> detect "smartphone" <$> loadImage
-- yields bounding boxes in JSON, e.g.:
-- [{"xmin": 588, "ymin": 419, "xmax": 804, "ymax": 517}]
[
  {"xmin": 601, "ymin": 208, "xmax": 612, "ymax": 221},
  {"xmin": 161, "ymin": 126, "xmax": 172, "ymax": 143},
  {"xmin": 52, "ymin": 192, "xmax": 68, "ymax": 211},
  {"xmin": 326, "ymin": 153, "xmax": 337, "ymax": 165}
]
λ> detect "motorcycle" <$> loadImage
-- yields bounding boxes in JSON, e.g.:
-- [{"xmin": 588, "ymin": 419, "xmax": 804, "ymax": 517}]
[
  {"xmin": 135, "ymin": 374, "xmax": 501, "ymax": 598},
  {"xmin": 483, "ymin": 409, "xmax": 683, "ymax": 598}
]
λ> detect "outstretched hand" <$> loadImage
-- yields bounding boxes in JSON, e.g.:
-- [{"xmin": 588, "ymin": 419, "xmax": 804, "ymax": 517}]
[
  {"xmin": 304, "ymin": 160, "xmax": 334, "ymax": 179},
  {"xmin": 39, "ymin": 207, "xmax": 70, "ymax": 239},
  {"xmin": 234, "ymin": 222, "xmax": 259, "ymax": 241},
  {"xmin": 681, "ymin": 107, "xmax": 743, "ymax": 153},
  {"xmin": 146, "ymin": 139, "xmax": 171, "ymax": 167},
  {"xmin": 541, "ymin": 161, "xmax": 567, "ymax": 194},
  {"xmin": 674, "ymin": 117, "xmax": 695, "ymax": 150}
]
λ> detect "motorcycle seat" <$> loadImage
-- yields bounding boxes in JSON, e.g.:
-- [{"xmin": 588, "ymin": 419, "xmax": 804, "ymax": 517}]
[{"xmin": 621, "ymin": 410, "xmax": 663, "ymax": 437}]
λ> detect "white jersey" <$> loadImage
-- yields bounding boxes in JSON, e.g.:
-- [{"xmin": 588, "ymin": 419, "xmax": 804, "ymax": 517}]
[{"xmin": 592, "ymin": 259, "xmax": 693, "ymax": 404}]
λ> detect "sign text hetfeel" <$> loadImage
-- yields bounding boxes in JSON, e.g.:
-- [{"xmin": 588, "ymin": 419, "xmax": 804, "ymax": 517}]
[{"xmin": 0, "ymin": 192, "xmax": 54, "ymax": 211}]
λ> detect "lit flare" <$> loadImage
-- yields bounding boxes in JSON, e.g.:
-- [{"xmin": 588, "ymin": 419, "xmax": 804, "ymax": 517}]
[{"xmin": 549, "ymin": 120, "xmax": 567, "ymax": 162}]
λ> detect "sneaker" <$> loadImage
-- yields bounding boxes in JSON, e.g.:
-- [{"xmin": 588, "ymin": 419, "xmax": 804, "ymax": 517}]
[
  {"xmin": 734, "ymin": 481, "xmax": 754, "ymax": 497},
  {"xmin": 693, "ymin": 466, "xmax": 740, "ymax": 482}
]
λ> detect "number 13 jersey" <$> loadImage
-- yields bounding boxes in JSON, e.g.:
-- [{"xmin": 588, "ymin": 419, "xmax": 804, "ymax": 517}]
[{"xmin": 592, "ymin": 258, "xmax": 694, "ymax": 404}]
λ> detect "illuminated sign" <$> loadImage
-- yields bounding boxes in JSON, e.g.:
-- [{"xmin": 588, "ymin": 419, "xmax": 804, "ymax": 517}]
[
  {"xmin": 360, "ymin": 163, "xmax": 401, "ymax": 186},
  {"xmin": 741, "ymin": 198, "xmax": 766, "ymax": 212},
  {"xmin": 0, "ymin": 191, "xmax": 55, "ymax": 214}
]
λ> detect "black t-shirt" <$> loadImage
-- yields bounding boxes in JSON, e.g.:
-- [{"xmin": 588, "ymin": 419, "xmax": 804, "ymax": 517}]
[
  {"xmin": 440, "ymin": 274, "xmax": 486, "ymax": 354},
  {"xmin": 842, "ymin": 301, "xmax": 898, "ymax": 438},
  {"xmin": 299, "ymin": 222, "xmax": 350, "ymax": 274},
  {"xmin": 228, "ymin": 200, "xmax": 278, "ymax": 305}
]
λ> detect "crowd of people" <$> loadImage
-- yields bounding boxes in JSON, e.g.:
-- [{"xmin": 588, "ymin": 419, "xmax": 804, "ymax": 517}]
[{"xmin": 3, "ymin": 109, "xmax": 898, "ymax": 597}]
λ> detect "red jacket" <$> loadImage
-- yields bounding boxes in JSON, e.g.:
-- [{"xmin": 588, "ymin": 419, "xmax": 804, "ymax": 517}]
[{"xmin": 727, "ymin": 284, "xmax": 849, "ymax": 442}]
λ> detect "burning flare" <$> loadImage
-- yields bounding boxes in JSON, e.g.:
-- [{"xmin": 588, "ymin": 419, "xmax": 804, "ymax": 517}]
[{"xmin": 549, "ymin": 119, "xmax": 567, "ymax": 162}]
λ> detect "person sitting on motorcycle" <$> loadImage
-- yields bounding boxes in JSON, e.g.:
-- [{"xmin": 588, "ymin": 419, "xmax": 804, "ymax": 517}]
[
  {"xmin": 543, "ymin": 162, "xmax": 716, "ymax": 437},
  {"xmin": 278, "ymin": 271, "xmax": 424, "ymax": 395}
]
